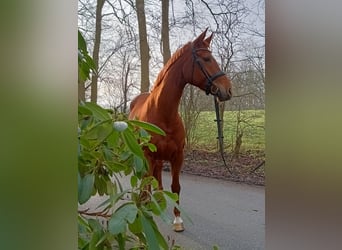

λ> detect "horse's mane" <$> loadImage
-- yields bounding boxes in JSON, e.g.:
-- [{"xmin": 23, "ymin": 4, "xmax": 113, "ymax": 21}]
[{"xmin": 151, "ymin": 42, "xmax": 192, "ymax": 91}]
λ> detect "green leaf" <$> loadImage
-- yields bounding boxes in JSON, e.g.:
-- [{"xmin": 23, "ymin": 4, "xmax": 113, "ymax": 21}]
[
  {"xmin": 95, "ymin": 232, "xmax": 110, "ymax": 248},
  {"xmin": 128, "ymin": 214, "xmax": 142, "ymax": 234},
  {"xmin": 78, "ymin": 30, "xmax": 87, "ymax": 53},
  {"xmin": 96, "ymin": 123, "xmax": 113, "ymax": 142},
  {"xmin": 133, "ymin": 155, "xmax": 144, "ymax": 173},
  {"xmin": 153, "ymin": 192, "xmax": 167, "ymax": 211},
  {"xmin": 78, "ymin": 65, "xmax": 90, "ymax": 81},
  {"xmin": 105, "ymin": 161, "xmax": 128, "ymax": 173},
  {"xmin": 78, "ymin": 30, "xmax": 96, "ymax": 81},
  {"xmin": 108, "ymin": 215, "xmax": 126, "ymax": 235},
  {"xmin": 78, "ymin": 30, "xmax": 96, "ymax": 75},
  {"xmin": 78, "ymin": 104, "xmax": 92, "ymax": 116},
  {"xmin": 140, "ymin": 176, "xmax": 155, "ymax": 190},
  {"xmin": 79, "ymin": 116, "xmax": 93, "ymax": 130},
  {"xmin": 78, "ymin": 172, "xmax": 82, "ymax": 198},
  {"xmin": 151, "ymin": 178, "xmax": 159, "ymax": 189},
  {"xmin": 94, "ymin": 175, "xmax": 107, "ymax": 196},
  {"xmin": 88, "ymin": 219, "xmax": 103, "ymax": 231},
  {"xmin": 106, "ymin": 129, "xmax": 120, "ymax": 146},
  {"xmin": 89, "ymin": 230, "xmax": 103, "ymax": 250},
  {"xmin": 130, "ymin": 175, "xmax": 138, "ymax": 188},
  {"xmin": 78, "ymin": 173, "xmax": 95, "ymax": 204},
  {"xmin": 78, "ymin": 214, "xmax": 90, "ymax": 233},
  {"xmin": 106, "ymin": 179, "xmax": 117, "ymax": 196},
  {"xmin": 102, "ymin": 147, "xmax": 114, "ymax": 161},
  {"xmin": 85, "ymin": 53, "xmax": 96, "ymax": 71},
  {"xmin": 148, "ymin": 192, "xmax": 169, "ymax": 223},
  {"xmin": 163, "ymin": 190, "xmax": 178, "ymax": 202},
  {"xmin": 147, "ymin": 143, "xmax": 157, "ymax": 152},
  {"xmin": 121, "ymin": 128, "xmax": 144, "ymax": 158},
  {"xmin": 128, "ymin": 120, "xmax": 166, "ymax": 136},
  {"xmin": 108, "ymin": 203, "xmax": 138, "ymax": 234},
  {"xmin": 117, "ymin": 233, "xmax": 125, "ymax": 250},
  {"xmin": 140, "ymin": 213, "xmax": 160, "ymax": 250},
  {"xmin": 149, "ymin": 218, "xmax": 169, "ymax": 250},
  {"xmin": 123, "ymin": 204, "xmax": 138, "ymax": 224},
  {"xmin": 139, "ymin": 128, "xmax": 150, "ymax": 139},
  {"xmin": 120, "ymin": 151, "xmax": 131, "ymax": 162},
  {"xmin": 82, "ymin": 102, "xmax": 111, "ymax": 121}
]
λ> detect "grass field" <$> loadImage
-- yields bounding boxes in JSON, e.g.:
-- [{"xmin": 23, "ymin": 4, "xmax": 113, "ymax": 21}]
[{"xmin": 190, "ymin": 110, "xmax": 265, "ymax": 152}]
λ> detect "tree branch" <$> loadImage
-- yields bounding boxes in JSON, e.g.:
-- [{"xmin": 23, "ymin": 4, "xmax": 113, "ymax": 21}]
[
  {"xmin": 250, "ymin": 160, "xmax": 265, "ymax": 173},
  {"xmin": 78, "ymin": 208, "xmax": 111, "ymax": 218}
]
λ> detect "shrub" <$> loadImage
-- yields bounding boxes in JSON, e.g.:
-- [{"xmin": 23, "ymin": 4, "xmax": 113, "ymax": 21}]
[{"xmin": 78, "ymin": 101, "xmax": 180, "ymax": 249}]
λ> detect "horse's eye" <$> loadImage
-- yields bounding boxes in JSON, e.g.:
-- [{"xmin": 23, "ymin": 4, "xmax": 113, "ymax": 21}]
[{"xmin": 203, "ymin": 57, "xmax": 211, "ymax": 62}]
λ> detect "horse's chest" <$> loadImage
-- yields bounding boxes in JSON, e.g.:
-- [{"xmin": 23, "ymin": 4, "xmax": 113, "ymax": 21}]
[{"xmin": 150, "ymin": 133, "xmax": 184, "ymax": 160}]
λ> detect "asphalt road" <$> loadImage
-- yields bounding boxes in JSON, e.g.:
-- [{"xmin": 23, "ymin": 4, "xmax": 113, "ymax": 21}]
[
  {"xmin": 79, "ymin": 172, "xmax": 265, "ymax": 250},
  {"xmin": 157, "ymin": 172, "xmax": 265, "ymax": 250}
]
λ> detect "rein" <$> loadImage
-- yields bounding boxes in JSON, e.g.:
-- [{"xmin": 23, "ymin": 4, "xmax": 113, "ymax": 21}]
[
  {"xmin": 214, "ymin": 97, "xmax": 233, "ymax": 174},
  {"xmin": 191, "ymin": 45, "xmax": 232, "ymax": 174}
]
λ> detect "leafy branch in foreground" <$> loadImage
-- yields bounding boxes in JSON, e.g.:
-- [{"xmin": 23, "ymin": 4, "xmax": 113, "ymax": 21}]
[{"xmin": 78, "ymin": 101, "xmax": 181, "ymax": 250}]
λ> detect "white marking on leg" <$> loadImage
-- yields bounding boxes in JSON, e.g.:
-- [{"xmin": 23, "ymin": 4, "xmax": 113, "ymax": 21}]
[{"xmin": 173, "ymin": 216, "xmax": 183, "ymax": 224}]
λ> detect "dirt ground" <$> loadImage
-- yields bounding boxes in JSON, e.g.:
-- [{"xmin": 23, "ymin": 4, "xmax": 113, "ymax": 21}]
[{"xmin": 164, "ymin": 149, "xmax": 265, "ymax": 186}]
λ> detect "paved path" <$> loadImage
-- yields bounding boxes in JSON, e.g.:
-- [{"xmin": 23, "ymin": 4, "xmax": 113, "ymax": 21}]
[
  {"xmin": 157, "ymin": 172, "xmax": 265, "ymax": 250},
  {"xmin": 79, "ymin": 172, "xmax": 265, "ymax": 249}
]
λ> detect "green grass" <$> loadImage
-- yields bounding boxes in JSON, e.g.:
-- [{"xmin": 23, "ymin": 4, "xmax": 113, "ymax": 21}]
[{"xmin": 191, "ymin": 110, "xmax": 265, "ymax": 152}]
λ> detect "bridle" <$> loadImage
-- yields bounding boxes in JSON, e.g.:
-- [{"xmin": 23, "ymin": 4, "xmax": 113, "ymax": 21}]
[
  {"xmin": 191, "ymin": 44, "xmax": 233, "ymax": 174},
  {"xmin": 191, "ymin": 45, "xmax": 226, "ymax": 96}
]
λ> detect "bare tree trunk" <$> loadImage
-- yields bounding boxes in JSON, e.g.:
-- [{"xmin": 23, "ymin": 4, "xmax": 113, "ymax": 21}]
[
  {"xmin": 123, "ymin": 62, "xmax": 130, "ymax": 113},
  {"xmin": 90, "ymin": 0, "xmax": 105, "ymax": 103},
  {"xmin": 136, "ymin": 0, "xmax": 150, "ymax": 93},
  {"xmin": 161, "ymin": 0, "xmax": 171, "ymax": 65},
  {"xmin": 78, "ymin": 79, "xmax": 85, "ymax": 102}
]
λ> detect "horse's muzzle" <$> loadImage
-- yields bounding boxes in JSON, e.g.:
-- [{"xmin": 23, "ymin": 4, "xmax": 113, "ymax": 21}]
[{"xmin": 212, "ymin": 85, "xmax": 232, "ymax": 101}]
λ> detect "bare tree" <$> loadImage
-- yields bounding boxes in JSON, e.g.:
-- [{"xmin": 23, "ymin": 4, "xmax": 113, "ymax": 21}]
[
  {"xmin": 161, "ymin": 0, "xmax": 171, "ymax": 65},
  {"xmin": 78, "ymin": 79, "xmax": 86, "ymax": 102},
  {"xmin": 90, "ymin": 0, "xmax": 105, "ymax": 103},
  {"xmin": 180, "ymin": 86, "xmax": 203, "ymax": 150},
  {"xmin": 78, "ymin": 0, "xmax": 140, "ymax": 106},
  {"xmin": 136, "ymin": 0, "xmax": 150, "ymax": 93},
  {"xmin": 116, "ymin": 50, "xmax": 135, "ymax": 113},
  {"xmin": 78, "ymin": 0, "xmax": 96, "ymax": 102}
]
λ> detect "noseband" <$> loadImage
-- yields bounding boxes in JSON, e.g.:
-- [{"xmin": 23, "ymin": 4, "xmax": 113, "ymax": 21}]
[{"xmin": 192, "ymin": 46, "xmax": 226, "ymax": 95}]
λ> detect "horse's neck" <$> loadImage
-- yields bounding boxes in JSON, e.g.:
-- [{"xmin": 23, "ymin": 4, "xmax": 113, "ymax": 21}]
[{"xmin": 149, "ymin": 67, "xmax": 186, "ymax": 119}]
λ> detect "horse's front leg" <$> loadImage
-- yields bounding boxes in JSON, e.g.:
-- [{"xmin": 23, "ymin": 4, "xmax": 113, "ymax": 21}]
[
  {"xmin": 153, "ymin": 160, "xmax": 164, "ymax": 190},
  {"xmin": 170, "ymin": 153, "xmax": 185, "ymax": 232},
  {"xmin": 141, "ymin": 157, "xmax": 163, "ymax": 198},
  {"xmin": 139, "ymin": 155, "xmax": 156, "ymax": 203}
]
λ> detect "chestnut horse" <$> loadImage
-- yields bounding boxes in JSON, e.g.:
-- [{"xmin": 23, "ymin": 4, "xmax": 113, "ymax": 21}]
[{"xmin": 129, "ymin": 29, "xmax": 232, "ymax": 232}]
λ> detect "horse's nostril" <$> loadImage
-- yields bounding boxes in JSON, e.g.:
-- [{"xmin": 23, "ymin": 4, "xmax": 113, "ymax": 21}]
[
  {"xmin": 211, "ymin": 85, "xmax": 219, "ymax": 95},
  {"xmin": 228, "ymin": 88, "xmax": 232, "ymax": 96}
]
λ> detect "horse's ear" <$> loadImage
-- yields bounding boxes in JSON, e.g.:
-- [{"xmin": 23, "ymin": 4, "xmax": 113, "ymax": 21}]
[
  {"xmin": 193, "ymin": 28, "xmax": 208, "ymax": 46},
  {"xmin": 204, "ymin": 33, "xmax": 214, "ymax": 46}
]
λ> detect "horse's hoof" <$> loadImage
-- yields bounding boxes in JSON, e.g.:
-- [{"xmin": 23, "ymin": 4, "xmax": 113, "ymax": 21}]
[
  {"xmin": 173, "ymin": 216, "xmax": 184, "ymax": 232},
  {"xmin": 173, "ymin": 222, "xmax": 185, "ymax": 232}
]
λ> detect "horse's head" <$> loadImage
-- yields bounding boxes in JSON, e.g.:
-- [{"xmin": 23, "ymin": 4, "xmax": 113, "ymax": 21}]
[{"xmin": 185, "ymin": 29, "xmax": 233, "ymax": 101}]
